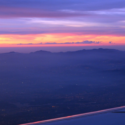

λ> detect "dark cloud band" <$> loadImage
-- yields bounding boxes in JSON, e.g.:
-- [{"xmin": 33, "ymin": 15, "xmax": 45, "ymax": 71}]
[{"xmin": 0, "ymin": 0, "xmax": 125, "ymax": 18}]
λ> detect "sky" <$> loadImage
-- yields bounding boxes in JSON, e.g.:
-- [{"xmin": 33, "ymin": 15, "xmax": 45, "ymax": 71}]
[{"xmin": 0, "ymin": 0, "xmax": 125, "ymax": 52}]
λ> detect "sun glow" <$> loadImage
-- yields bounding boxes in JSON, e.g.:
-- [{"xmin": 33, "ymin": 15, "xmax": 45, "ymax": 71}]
[{"xmin": 0, "ymin": 33, "xmax": 125, "ymax": 47}]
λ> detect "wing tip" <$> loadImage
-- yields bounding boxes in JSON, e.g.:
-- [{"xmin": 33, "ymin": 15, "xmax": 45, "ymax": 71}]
[{"xmin": 20, "ymin": 105, "xmax": 125, "ymax": 125}]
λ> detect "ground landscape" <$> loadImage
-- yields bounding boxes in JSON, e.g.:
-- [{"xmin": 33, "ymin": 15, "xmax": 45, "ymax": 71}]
[{"xmin": 0, "ymin": 48, "xmax": 125, "ymax": 125}]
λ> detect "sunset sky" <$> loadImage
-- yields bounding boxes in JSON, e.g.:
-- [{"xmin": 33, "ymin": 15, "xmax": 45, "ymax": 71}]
[{"xmin": 0, "ymin": 0, "xmax": 125, "ymax": 51}]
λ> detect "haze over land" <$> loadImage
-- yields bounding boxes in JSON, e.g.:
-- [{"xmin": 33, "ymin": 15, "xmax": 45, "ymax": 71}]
[
  {"xmin": 0, "ymin": 48, "xmax": 125, "ymax": 125},
  {"xmin": 1, "ymin": 45, "xmax": 125, "ymax": 53}
]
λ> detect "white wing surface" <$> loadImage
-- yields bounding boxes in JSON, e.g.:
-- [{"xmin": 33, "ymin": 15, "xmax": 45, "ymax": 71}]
[{"xmin": 20, "ymin": 106, "xmax": 125, "ymax": 125}]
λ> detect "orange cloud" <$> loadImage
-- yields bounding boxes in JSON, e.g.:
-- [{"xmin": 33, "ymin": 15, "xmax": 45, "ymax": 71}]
[{"xmin": 0, "ymin": 33, "xmax": 125, "ymax": 47}]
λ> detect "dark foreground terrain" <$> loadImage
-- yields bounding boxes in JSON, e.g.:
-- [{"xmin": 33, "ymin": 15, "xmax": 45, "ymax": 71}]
[{"xmin": 0, "ymin": 48, "xmax": 125, "ymax": 125}]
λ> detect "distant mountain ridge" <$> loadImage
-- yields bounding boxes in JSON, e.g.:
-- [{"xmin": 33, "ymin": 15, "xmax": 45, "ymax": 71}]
[
  {"xmin": 31, "ymin": 48, "xmax": 123, "ymax": 54},
  {"xmin": 59, "ymin": 48, "xmax": 121, "ymax": 54},
  {"xmin": 30, "ymin": 50, "xmax": 52, "ymax": 54},
  {"xmin": 0, "ymin": 48, "xmax": 124, "ymax": 54},
  {"xmin": 1, "ymin": 51, "xmax": 20, "ymax": 54}
]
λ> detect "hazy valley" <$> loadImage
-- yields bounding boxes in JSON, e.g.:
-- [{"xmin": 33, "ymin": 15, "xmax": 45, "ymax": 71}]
[{"xmin": 0, "ymin": 48, "xmax": 125, "ymax": 125}]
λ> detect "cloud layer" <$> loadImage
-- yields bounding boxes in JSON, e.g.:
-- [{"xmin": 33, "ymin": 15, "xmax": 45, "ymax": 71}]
[
  {"xmin": 0, "ymin": 0, "xmax": 125, "ymax": 45},
  {"xmin": 38, "ymin": 40, "xmax": 101, "ymax": 45}
]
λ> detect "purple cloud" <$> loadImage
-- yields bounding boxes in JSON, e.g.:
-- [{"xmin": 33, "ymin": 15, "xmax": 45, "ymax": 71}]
[
  {"xmin": 17, "ymin": 41, "xmax": 102, "ymax": 45},
  {"xmin": 80, "ymin": 40, "xmax": 101, "ymax": 44},
  {"xmin": 0, "ymin": 0, "xmax": 125, "ymax": 18},
  {"xmin": 44, "ymin": 41, "xmax": 101, "ymax": 45},
  {"xmin": 0, "ymin": 0, "xmax": 125, "ymax": 37},
  {"xmin": 45, "ymin": 42, "xmax": 57, "ymax": 44}
]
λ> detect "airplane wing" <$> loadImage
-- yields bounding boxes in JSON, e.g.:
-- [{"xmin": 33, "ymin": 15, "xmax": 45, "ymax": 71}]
[{"xmin": 20, "ymin": 106, "xmax": 125, "ymax": 125}]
